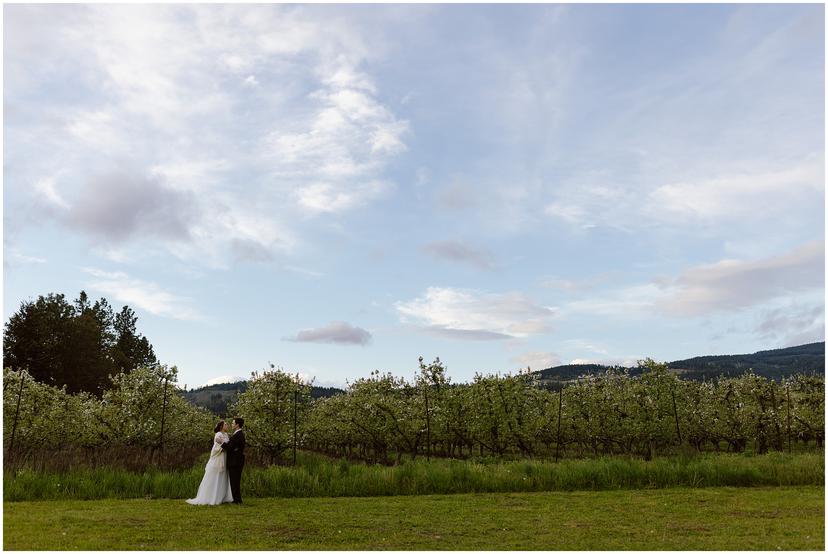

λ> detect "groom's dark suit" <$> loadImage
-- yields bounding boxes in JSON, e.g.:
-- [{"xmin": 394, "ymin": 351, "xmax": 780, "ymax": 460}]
[{"xmin": 221, "ymin": 429, "xmax": 246, "ymax": 503}]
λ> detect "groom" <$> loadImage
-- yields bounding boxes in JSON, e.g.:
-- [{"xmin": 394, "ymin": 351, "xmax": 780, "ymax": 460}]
[{"xmin": 221, "ymin": 417, "xmax": 246, "ymax": 504}]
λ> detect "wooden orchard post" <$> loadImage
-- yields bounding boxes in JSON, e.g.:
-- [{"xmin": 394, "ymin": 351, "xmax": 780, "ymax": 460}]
[
  {"xmin": 9, "ymin": 370, "xmax": 26, "ymax": 467},
  {"xmin": 671, "ymin": 389, "xmax": 682, "ymax": 445},
  {"xmin": 786, "ymin": 387, "xmax": 792, "ymax": 454},
  {"xmin": 159, "ymin": 375, "xmax": 169, "ymax": 465},
  {"xmin": 554, "ymin": 388, "xmax": 563, "ymax": 463},
  {"xmin": 425, "ymin": 387, "xmax": 431, "ymax": 462},
  {"xmin": 293, "ymin": 388, "xmax": 298, "ymax": 466}
]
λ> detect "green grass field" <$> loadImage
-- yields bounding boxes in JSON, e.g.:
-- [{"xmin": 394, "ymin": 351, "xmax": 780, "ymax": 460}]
[
  {"xmin": 3, "ymin": 486, "xmax": 823, "ymax": 550},
  {"xmin": 5, "ymin": 451, "xmax": 823, "ymax": 501}
]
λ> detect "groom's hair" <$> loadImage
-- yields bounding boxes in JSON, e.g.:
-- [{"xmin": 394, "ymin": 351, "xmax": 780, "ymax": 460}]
[{"xmin": 233, "ymin": 418, "xmax": 244, "ymax": 428}]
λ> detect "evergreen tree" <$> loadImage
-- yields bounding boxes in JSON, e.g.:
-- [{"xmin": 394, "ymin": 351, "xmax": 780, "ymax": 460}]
[
  {"xmin": 112, "ymin": 305, "xmax": 158, "ymax": 373},
  {"xmin": 4, "ymin": 293, "xmax": 75, "ymax": 389},
  {"xmin": 3, "ymin": 291, "xmax": 158, "ymax": 395}
]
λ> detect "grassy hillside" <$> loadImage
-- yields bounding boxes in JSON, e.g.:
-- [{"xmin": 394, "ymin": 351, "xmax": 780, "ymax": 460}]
[
  {"xmin": 535, "ymin": 342, "xmax": 825, "ymax": 385},
  {"xmin": 185, "ymin": 343, "xmax": 824, "ymax": 412},
  {"xmin": 181, "ymin": 381, "xmax": 343, "ymax": 416},
  {"xmin": 667, "ymin": 341, "xmax": 825, "ymax": 380}
]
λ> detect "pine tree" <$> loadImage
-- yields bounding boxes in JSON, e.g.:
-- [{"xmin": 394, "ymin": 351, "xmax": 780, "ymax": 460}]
[{"xmin": 3, "ymin": 291, "xmax": 158, "ymax": 395}]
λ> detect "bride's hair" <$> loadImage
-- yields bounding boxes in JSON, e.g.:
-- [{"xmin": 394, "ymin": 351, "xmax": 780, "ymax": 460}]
[{"xmin": 214, "ymin": 420, "xmax": 225, "ymax": 433}]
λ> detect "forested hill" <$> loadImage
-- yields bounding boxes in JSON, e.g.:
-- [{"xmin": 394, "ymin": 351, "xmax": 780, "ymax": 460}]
[
  {"xmin": 181, "ymin": 381, "xmax": 344, "ymax": 416},
  {"xmin": 184, "ymin": 343, "xmax": 824, "ymax": 414},
  {"xmin": 534, "ymin": 342, "xmax": 825, "ymax": 385}
]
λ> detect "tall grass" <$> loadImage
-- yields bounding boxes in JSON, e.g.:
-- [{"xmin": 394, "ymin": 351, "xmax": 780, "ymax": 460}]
[{"xmin": 4, "ymin": 451, "xmax": 823, "ymax": 502}]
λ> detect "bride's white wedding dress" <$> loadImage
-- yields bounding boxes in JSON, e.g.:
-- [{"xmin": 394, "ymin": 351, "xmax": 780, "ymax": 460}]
[{"xmin": 186, "ymin": 431, "xmax": 234, "ymax": 505}]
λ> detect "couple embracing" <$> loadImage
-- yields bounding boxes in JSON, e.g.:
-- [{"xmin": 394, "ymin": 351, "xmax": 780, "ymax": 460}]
[{"xmin": 186, "ymin": 417, "xmax": 246, "ymax": 505}]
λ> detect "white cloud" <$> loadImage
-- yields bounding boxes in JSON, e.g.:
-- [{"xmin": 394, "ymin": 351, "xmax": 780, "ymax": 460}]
[
  {"xmin": 563, "ymin": 284, "xmax": 667, "ymax": 318},
  {"xmin": 284, "ymin": 265, "xmax": 324, "ymax": 279},
  {"xmin": 202, "ymin": 375, "xmax": 247, "ymax": 387},
  {"xmin": 293, "ymin": 181, "xmax": 389, "ymax": 214},
  {"xmin": 4, "ymin": 247, "xmax": 47, "ymax": 269},
  {"xmin": 148, "ymin": 158, "xmax": 231, "ymax": 192},
  {"xmin": 262, "ymin": 57, "xmax": 407, "ymax": 215},
  {"xmin": 563, "ymin": 339, "xmax": 609, "ymax": 355},
  {"xmin": 83, "ymin": 267, "xmax": 202, "ymax": 321},
  {"xmin": 284, "ymin": 321, "xmax": 372, "ymax": 346},
  {"xmin": 569, "ymin": 357, "xmax": 639, "ymax": 368},
  {"xmin": 561, "ymin": 242, "xmax": 825, "ymax": 321},
  {"xmin": 61, "ymin": 170, "xmax": 198, "ymax": 242},
  {"xmin": 6, "ymin": 4, "xmax": 407, "ymax": 267},
  {"xmin": 755, "ymin": 303, "xmax": 825, "ymax": 347},
  {"xmin": 512, "ymin": 351, "xmax": 561, "ymax": 371},
  {"xmin": 65, "ymin": 108, "xmax": 124, "ymax": 152},
  {"xmin": 655, "ymin": 241, "xmax": 824, "ymax": 316},
  {"xmin": 421, "ymin": 240, "xmax": 495, "ymax": 270},
  {"xmin": 647, "ymin": 160, "xmax": 823, "ymax": 221},
  {"xmin": 435, "ymin": 180, "xmax": 481, "ymax": 211},
  {"xmin": 540, "ymin": 273, "xmax": 615, "ymax": 293},
  {"xmin": 34, "ymin": 177, "xmax": 69, "ymax": 210},
  {"xmin": 543, "ymin": 202, "xmax": 587, "ymax": 225},
  {"xmin": 396, "ymin": 287, "xmax": 556, "ymax": 339}
]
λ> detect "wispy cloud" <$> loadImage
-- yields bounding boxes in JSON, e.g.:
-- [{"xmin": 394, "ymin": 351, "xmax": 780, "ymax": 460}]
[
  {"xmin": 569, "ymin": 357, "xmax": 639, "ymax": 368},
  {"xmin": 655, "ymin": 241, "xmax": 824, "ymax": 316},
  {"xmin": 646, "ymin": 160, "xmax": 823, "ymax": 222},
  {"xmin": 755, "ymin": 304, "xmax": 825, "ymax": 348},
  {"xmin": 540, "ymin": 273, "xmax": 616, "ymax": 293},
  {"xmin": 7, "ymin": 4, "xmax": 407, "ymax": 267},
  {"xmin": 414, "ymin": 326, "xmax": 513, "ymax": 341},
  {"xmin": 421, "ymin": 240, "xmax": 495, "ymax": 270},
  {"xmin": 83, "ymin": 267, "xmax": 202, "ymax": 321},
  {"xmin": 34, "ymin": 177, "xmax": 69, "ymax": 210},
  {"xmin": 284, "ymin": 321, "xmax": 372, "ymax": 346},
  {"xmin": 563, "ymin": 339, "xmax": 609, "ymax": 355},
  {"xmin": 3, "ymin": 245, "xmax": 47, "ymax": 270},
  {"xmin": 285, "ymin": 265, "xmax": 325, "ymax": 279},
  {"xmin": 563, "ymin": 284, "xmax": 667, "ymax": 319},
  {"xmin": 396, "ymin": 287, "xmax": 556, "ymax": 339},
  {"xmin": 202, "ymin": 375, "xmax": 247, "ymax": 387},
  {"xmin": 560, "ymin": 242, "xmax": 824, "ymax": 322},
  {"xmin": 435, "ymin": 180, "xmax": 481, "ymax": 212},
  {"xmin": 63, "ymin": 170, "xmax": 197, "ymax": 242},
  {"xmin": 511, "ymin": 351, "xmax": 561, "ymax": 370}
]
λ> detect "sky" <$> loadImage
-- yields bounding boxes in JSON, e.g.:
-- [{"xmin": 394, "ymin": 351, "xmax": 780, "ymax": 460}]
[{"xmin": 3, "ymin": 3, "xmax": 825, "ymax": 389}]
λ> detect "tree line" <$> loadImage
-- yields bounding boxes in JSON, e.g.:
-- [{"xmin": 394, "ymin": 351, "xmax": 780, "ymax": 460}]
[
  {"xmin": 3, "ymin": 365, "xmax": 214, "ymax": 470},
  {"xmin": 3, "ymin": 292, "xmax": 825, "ymax": 470},
  {"xmin": 214, "ymin": 358, "xmax": 824, "ymax": 464},
  {"xmin": 4, "ymin": 291, "xmax": 158, "ymax": 395},
  {"xmin": 3, "ymin": 357, "xmax": 824, "ymax": 471}
]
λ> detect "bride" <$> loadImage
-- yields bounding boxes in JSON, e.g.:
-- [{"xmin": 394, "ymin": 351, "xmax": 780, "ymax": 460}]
[{"xmin": 186, "ymin": 420, "xmax": 234, "ymax": 505}]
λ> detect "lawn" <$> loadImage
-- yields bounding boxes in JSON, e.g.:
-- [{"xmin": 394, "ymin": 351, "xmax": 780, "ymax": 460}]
[{"xmin": 3, "ymin": 486, "xmax": 823, "ymax": 550}]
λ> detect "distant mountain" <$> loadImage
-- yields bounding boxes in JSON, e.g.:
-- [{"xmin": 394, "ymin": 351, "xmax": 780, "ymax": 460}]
[
  {"xmin": 181, "ymin": 380, "xmax": 344, "ymax": 416},
  {"xmin": 534, "ymin": 342, "xmax": 825, "ymax": 385},
  {"xmin": 183, "ymin": 343, "xmax": 824, "ymax": 413}
]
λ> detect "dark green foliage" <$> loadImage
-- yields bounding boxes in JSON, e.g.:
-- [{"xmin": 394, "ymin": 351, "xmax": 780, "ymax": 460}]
[
  {"xmin": 535, "ymin": 342, "xmax": 825, "ymax": 385},
  {"xmin": 3, "ymin": 291, "xmax": 158, "ymax": 395},
  {"xmin": 181, "ymin": 381, "xmax": 343, "ymax": 416},
  {"xmin": 311, "ymin": 386, "xmax": 346, "ymax": 399},
  {"xmin": 302, "ymin": 360, "xmax": 824, "ymax": 463},
  {"xmin": 112, "ymin": 306, "xmax": 157, "ymax": 374},
  {"xmin": 667, "ymin": 342, "xmax": 825, "ymax": 380}
]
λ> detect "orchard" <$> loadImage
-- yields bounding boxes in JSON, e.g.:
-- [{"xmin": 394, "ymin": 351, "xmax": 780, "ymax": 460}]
[{"xmin": 3, "ymin": 358, "xmax": 824, "ymax": 470}]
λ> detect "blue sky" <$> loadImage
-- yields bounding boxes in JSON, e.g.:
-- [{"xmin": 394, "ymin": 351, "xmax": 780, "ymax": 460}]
[{"xmin": 4, "ymin": 4, "xmax": 824, "ymax": 389}]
